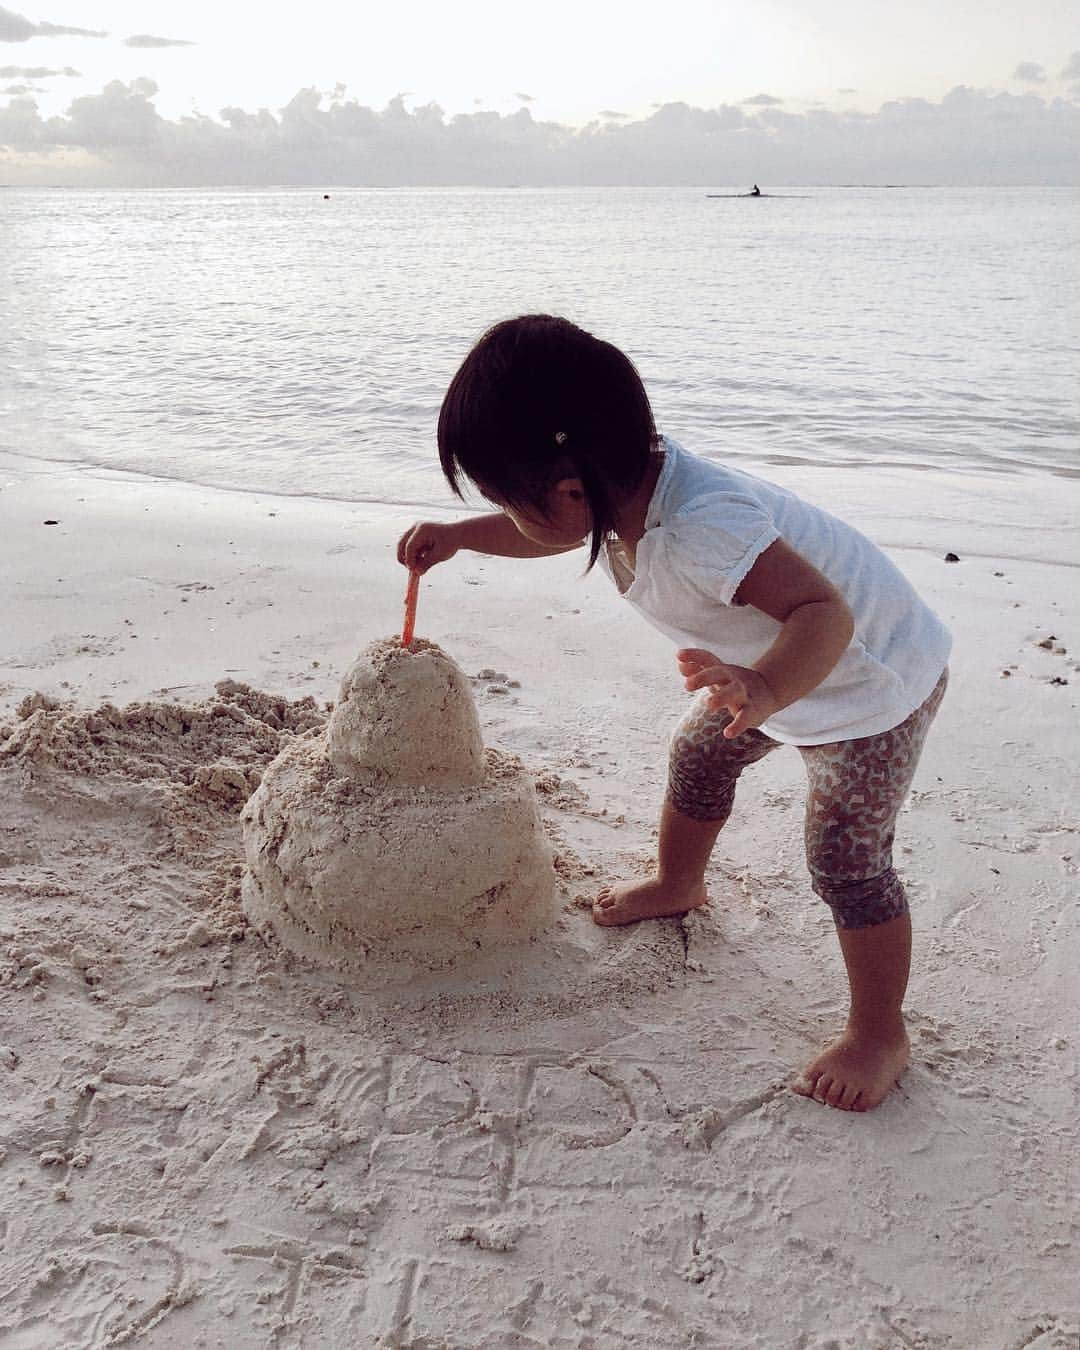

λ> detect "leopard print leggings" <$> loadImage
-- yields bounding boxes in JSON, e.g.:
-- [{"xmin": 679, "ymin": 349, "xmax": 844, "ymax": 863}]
[{"xmin": 667, "ymin": 669, "xmax": 949, "ymax": 929}]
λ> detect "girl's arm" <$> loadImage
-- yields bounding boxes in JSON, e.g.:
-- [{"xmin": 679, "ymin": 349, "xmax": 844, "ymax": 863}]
[
  {"xmin": 398, "ymin": 513, "xmax": 582, "ymax": 572},
  {"xmin": 680, "ymin": 539, "xmax": 855, "ymax": 737}
]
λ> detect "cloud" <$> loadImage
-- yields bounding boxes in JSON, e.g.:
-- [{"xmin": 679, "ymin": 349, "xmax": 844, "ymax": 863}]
[
  {"xmin": 1060, "ymin": 51, "xmax": 1080, "ymax": 81},
  {"xmin": 0, "ymin": 63, "xmax": 79, "ymax": 76},
  {"xmin": 123, "ymin": 34, "xmax": 195, "ymax": 49},
  {"xmin": 1012, "ymin": 62, "xmax": 1046, "ymax": 83},
  {"xmin": 3, "ymin": 79, "xmax": 41, "ymax": 92},
  {"xmin": 513, "ymin": 92, "xmax": 534, "ymax": 103},
  {"xmin": 598, "ymin": 109, "xmax": 630, "ymax": 120},
  {"xmin": 3, "ymin": 80, "xmax": 1079, "ymax": 186},
  {"xmin": 9, "ymin": 77, "xmax": 163, "ymax": 149},
  {"xmin": 743, "ymin": 93, "xmax": 783, "ymax": 106},
  {"xmin": 0, "ymin": 5, "xmax": 107, "ymax": 41}
]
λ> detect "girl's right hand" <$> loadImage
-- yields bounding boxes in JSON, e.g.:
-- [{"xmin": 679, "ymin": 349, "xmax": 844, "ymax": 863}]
[{"xmin": 396, "ymin": 521, "xmax": 461, "ymax": 574}]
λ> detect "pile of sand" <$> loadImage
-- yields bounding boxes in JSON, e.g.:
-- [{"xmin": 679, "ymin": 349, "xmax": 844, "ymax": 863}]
[
  {"xmin": 241, "ymin": 640, "xmax": 559, "ymax": 978},
  {"xmin": 0, "ymin": 679, "xmax": 324, "ymax": 806}
]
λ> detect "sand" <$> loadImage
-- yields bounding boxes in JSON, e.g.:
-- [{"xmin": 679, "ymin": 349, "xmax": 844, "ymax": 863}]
[
  {"xmin": 325, "ymin": 639, "xmax": 487, "ymax": 788},
  {"xmin": 1, "ymin": 451, "xmax": 1078, "ymax": 1349},
  {"xmin": 242, "ymin": 638, "xmax": 558, "ymax": 976}
]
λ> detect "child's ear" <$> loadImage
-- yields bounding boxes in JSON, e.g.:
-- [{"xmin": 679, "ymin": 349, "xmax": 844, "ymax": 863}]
[{"xmin": 553, "ymin": 476, "xmax": 586, "ymax": 502}]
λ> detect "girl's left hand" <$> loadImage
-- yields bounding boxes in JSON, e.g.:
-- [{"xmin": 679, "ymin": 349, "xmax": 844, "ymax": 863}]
[{"xmin": 677, "ymin": 648, "xmax": 781, "ymax": 738}]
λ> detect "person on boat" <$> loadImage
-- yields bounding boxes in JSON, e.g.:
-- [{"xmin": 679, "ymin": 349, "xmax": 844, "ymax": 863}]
[{"xmin": 750, "ymin": 184, "xmax": 761, "ymax": 196}]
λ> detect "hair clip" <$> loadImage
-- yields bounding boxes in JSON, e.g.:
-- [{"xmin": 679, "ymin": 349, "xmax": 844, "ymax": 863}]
[{"xmin": 554, "ymin": 431, "xmax": 567, "ymax": 446}]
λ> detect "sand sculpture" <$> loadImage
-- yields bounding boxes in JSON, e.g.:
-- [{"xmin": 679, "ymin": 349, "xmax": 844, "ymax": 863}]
[{"xmin": 241, "ymin": 638, "xmax": 557, "ymax": 975}]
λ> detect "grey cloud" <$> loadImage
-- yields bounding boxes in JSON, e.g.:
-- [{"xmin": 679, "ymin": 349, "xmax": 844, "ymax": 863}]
[
  {"xmin": 0, "ymin": 5, "xmax": 107, "ymax": 41},
  {"xmin": 513, "ymin": 92, "xmax": 534, "ymax": 102},
  {"xmin": 123, "ymin": 34, "xmax": 195, "ymax": 49},
  {"xmin": 598, "ymin": 109, "xmax": 629, "ymax": 120},
  {"xmin": 0, "ymin": 63, "xmax": 79, "ymax": 76},
  {"xmin": 0, "ymin": 91, "xmax": 44, "ymax": 144},
  {"xmin": 743, "ymin": 93, "xmax": 783, "ymax": 105},
  {"xmin": 37, "ymin": 76, "xmax": 162, "ymax": 148},
  {"xmin": 3, "ymin": 80, "xmax": 41, "ymax": 92},
  {"xmin": 1059, "ymin": 51, "xmax": 1080, "ymax": 80},
  {"xmin": 1013, "ymin": 62, "xmax": 1046, "ymax": 83},
  {"xmin": 3, "ymin": 80, "xmax": 1078, "ymax": 186}
]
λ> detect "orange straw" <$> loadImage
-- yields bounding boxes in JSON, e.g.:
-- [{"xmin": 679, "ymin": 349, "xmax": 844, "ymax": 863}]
[{"xmin": 401, "ymin": 568, "xmax": 420, "ymax": 647}]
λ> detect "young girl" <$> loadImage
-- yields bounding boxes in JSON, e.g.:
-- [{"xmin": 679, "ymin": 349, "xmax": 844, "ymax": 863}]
[{"xmin": 398, "ymin": 315, "xmax": 951, "ymax": 1113}]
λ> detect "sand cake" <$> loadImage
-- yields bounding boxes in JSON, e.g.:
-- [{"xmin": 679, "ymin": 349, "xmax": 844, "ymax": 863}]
[{"xmin": 241, "ymin": 638, "xmax": 557, "ymax": 975}]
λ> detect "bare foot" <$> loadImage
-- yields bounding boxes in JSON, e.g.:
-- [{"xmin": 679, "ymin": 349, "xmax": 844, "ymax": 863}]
[
  {"xmin": 792, "ymin": 1026, "xmax": 911, "ymax": 1112},
  {"xmin": 592, "ymin": 877, "xmax": 707, "ymax": 927}
]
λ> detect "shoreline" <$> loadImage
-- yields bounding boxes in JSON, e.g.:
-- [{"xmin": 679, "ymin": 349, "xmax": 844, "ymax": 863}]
[
  {"xmin": 4, "ymin": 448, "xmax": 1080, "ymax": 714},
  {"xmin": 6, "ymin": 441, "xmax": 1080, "ymax": 531}
]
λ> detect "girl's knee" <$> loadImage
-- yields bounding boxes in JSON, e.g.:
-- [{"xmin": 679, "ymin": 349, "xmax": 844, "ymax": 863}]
[
  {"xmin": 811, "ymin": 868, "xmax": 909, "ymax": 929},
  {"xmin": 668, "ymin": 729, "xmax": 773, "ymax": 823},
  {"xmin": 664, "ymin": 780, "xmax": 736, "ymax": 823},
  {"xmin": 667, "ymin": 700, "xmax": 779, "ymax": 821}
]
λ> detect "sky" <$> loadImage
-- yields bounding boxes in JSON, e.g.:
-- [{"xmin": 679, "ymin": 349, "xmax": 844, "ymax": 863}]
[{"xmin": 2, "ymin": 0, "xmax": 1079, "ymax": 184}]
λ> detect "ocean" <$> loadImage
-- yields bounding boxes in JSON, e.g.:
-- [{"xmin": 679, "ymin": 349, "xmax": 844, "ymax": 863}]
[{"xmin": 3, "ymin": 185, "xmax": 1078, "ymax": 507}]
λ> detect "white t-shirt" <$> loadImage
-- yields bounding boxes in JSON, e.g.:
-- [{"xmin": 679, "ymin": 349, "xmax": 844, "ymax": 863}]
[{"xmin": 598, "ymin": 437, "xmax": 952, "ymax": 745}]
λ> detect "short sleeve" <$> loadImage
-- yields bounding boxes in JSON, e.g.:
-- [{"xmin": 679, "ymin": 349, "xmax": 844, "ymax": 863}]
[{"xmin": 651, "ymin": 492, "xmax": 781, "ymax": 607}]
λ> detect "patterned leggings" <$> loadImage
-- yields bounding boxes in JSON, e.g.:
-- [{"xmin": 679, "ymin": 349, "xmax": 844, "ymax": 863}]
[{"xmin": 667, "ymin": 669, "xmax": 948, "ymax": 929}]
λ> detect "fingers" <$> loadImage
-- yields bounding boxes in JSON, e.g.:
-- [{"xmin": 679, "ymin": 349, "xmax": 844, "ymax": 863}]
[
  {"xmin": 696, "ymin": 670, "xmax": 749, "ymax": 735},
  {"xmin": 395, "ymin": 526, "xmax": 420, "ymax": 567},
  {"xmin": 677, "ymin": 650, "xmax": 743, "ymax": 696},
  {"xmin": 685, "ymin": 669, "xmax": 738, "ymax": 695},
  {"xmin": 676, "ymin": 647, "xmax": 720, "ymax": 675},
  {"xmin": 677, "ymin": 651, "xmax": 762, "ymax": 738},
  {"xmin": 397, "ymin": 524, "xmax": 437, "ymax": 572},
  {"xmin": 722, "ymin": 708, "xmax": 751, "ymax": 738}
]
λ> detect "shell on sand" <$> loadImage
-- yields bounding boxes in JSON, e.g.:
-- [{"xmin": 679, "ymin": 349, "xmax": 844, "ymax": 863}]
[{"xmin": 241, "ymin": 639, "xmax": 557, "ymax": 977}]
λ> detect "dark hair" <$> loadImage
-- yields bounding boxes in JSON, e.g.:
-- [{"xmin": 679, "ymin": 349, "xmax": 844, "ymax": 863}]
[{"xmin": 437, "ymin": 315, "xmax": 658, "ymax": 569}]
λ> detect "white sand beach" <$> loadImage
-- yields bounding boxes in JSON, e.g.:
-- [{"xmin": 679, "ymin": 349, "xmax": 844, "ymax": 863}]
[{"xmin": 1, "ymin": 451, "xmax": 1078, "ymax": 1349}]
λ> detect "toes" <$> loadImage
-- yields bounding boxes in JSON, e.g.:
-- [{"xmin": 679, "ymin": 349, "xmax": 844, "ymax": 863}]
[
  {"xmin": 791, "ymin": 1068, "xmax": 820, "ymax": 1098},
  {"xmin": 591, "ymin": 894, "xmax": 623, "ymax": 927},
  {"xmin": 800, "ymin": 1072, "xmax": 856, "ymax": 1111},
  {"xmin": 826, "ymin": 1078, "xmax": 850, "ymax": 1109}
]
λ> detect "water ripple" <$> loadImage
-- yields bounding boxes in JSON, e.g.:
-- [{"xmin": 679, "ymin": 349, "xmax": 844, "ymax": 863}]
[{"xmin": 2, "ymin": 186, "xmax": 1077, "ymax": 504}]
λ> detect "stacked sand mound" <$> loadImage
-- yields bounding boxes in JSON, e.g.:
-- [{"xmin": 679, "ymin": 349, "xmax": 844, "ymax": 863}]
[{"xmin": 241, "ymin": 639, "xmax": 557, "ymax": 975}]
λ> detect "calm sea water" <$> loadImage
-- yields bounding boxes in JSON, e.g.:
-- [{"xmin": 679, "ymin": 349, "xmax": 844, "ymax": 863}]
[{"xmin": 2, "ymin": 186, "xmax": 1078, "ymax": 506}]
